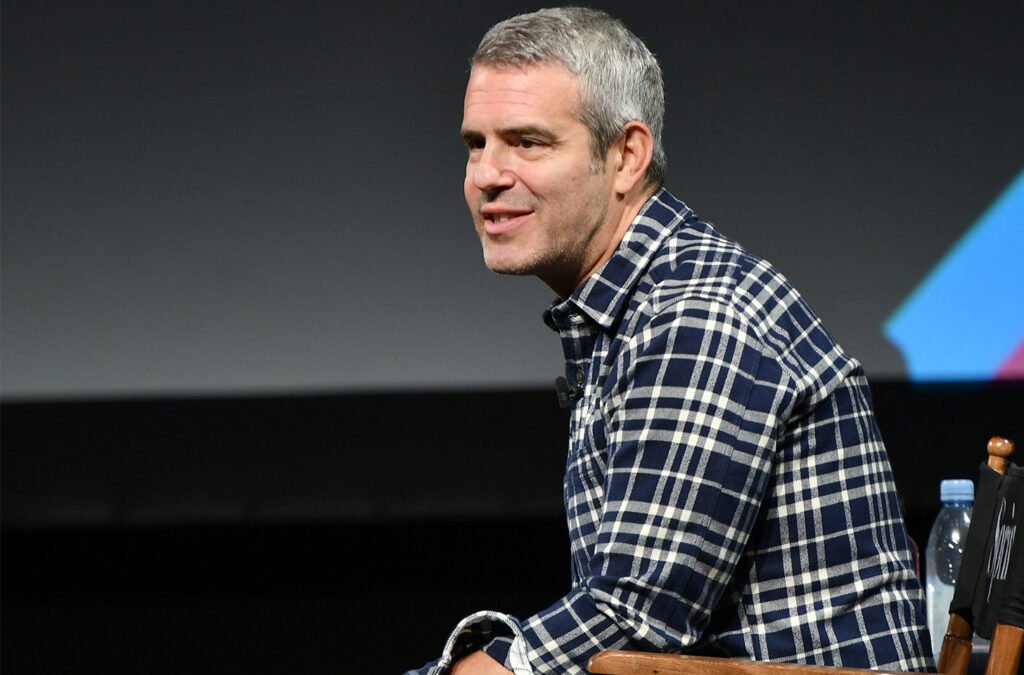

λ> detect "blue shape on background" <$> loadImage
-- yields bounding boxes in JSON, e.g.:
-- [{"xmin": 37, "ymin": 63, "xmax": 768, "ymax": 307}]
[{"xmin": 885, "ymin": 168, "xmax": 1024, "ymax": 380}]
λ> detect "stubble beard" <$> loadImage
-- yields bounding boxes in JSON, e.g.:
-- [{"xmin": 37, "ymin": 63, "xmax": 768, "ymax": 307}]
[
  {"xmin": 481, "ymin": 198, "xmax": 610, "ymax": 297},
  {"xmin": 478, "ymin": 159, "xmax": 613, "ymax": 287}
]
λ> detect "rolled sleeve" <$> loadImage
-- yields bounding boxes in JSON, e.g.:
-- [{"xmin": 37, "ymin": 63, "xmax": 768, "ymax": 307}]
[{"xmin": 512, "ymin": 302, "xmax": 791, "ymax": 671}]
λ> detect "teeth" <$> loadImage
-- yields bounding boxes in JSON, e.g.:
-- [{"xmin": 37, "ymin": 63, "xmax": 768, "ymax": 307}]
[{"xmin": 486, "ymin": 213, "xmax": 525, "ymax": 223}]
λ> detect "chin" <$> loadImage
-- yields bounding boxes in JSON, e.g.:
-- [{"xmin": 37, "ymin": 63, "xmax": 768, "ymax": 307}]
[
  {"xmin": 483, "ymin": 252, "xmax": 535, "ymax": 277},
  {"xmin": 485, "ymin": 261, "xmax": 531, "ymax": 276}
]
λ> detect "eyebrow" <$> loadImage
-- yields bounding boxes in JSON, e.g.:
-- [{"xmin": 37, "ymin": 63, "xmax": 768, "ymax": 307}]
[
  {"xmin": 459, "ymin": 125, "xmax": 559, "ymax": 144},
  {"xmin": 501, "ymin": 125, "xmax": 558, "ymax": 141},
  {"xmin": 459, "ymin": 128, "xmax": 482, "ymax": 144}
]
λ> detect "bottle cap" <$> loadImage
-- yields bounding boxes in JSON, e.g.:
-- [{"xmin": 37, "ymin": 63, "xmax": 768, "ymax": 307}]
[{"xmin": 940, "ymin": 479, "xmax": 974, "ymax": 503}]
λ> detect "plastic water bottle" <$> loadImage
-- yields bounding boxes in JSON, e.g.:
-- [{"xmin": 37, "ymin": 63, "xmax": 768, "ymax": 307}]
[{"xmin": 925, "ymin": 479, "xmax": 974, "ymax": 660}]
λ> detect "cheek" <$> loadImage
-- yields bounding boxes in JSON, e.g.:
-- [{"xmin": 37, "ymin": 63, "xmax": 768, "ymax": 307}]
[
  {"xmin": 527, "ymin": 162, "xmax": 586, "ymax": 200},
  {"xmin": 463, "ymin": 171, "xmax": 475, "ymax": 206}
]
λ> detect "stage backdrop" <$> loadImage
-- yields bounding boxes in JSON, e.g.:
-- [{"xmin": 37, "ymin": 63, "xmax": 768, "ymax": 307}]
[{"xmin": 3, "ymin": 0, "xmax": 1022, "ymax": 400}]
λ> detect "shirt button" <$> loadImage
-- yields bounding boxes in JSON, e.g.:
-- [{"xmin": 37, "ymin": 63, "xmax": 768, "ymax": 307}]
[{"xmin": 575, "ymin": 369, "xmax": 585, "ymax": 385}]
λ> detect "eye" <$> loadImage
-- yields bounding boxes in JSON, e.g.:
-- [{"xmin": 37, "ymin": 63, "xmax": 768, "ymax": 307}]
[
  {"xmin": 461, "ymin": 134, "xmax": 484, "ymax": 152},
  {"xmin": 516, "ymin": 137, "xmax": 549, "ymax": 151}
]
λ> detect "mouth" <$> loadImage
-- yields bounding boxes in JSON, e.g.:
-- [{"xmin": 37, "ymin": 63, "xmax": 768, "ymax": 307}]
[{"xmin": 482, "ymin": 210, "xmax": 533, "ymax": 236}]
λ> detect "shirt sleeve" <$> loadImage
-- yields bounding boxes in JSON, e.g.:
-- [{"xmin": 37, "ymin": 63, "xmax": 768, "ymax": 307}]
[{"xmin": 513, "ymin": 299, "xmax": 796, "ymax": 672}]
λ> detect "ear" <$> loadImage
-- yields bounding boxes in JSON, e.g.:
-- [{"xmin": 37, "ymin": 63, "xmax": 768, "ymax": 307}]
[{"xmin": 611, "ymin": 121, "xmax": 654, "ymax": 195}]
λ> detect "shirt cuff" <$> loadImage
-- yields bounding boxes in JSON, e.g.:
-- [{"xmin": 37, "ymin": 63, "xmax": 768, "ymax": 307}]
[
  {"xmin": 436, "ymin": 610, "xmax": 534, "ymax": 674},
  {"xmin": 482, "ymin": 635, "xmax": 513, "ymax": 669}
]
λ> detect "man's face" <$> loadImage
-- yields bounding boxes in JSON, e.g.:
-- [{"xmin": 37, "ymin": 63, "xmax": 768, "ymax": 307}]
[{"xmin": 460, "ymin": 63, "xmax": 619, "ymax": 296}]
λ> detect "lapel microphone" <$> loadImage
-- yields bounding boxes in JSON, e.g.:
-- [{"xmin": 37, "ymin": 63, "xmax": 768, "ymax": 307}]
[{"xmin": 554, "ymin": 376, "xmax": 583, "ymax": 409}]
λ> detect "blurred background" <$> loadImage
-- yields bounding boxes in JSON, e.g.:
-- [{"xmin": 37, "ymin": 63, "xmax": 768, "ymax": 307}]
[{"xmin": 2, "ymin": 0, "xmax": 1022, "ymax": 672}]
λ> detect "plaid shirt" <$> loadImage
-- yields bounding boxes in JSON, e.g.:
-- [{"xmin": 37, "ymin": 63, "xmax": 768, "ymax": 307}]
[{"xmin": 410, "ymin": 189, "xmax": 930, "ymax": 674}]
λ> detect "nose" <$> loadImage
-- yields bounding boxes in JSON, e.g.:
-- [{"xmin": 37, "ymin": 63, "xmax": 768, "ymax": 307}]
[{"xmin": 470, "ymin": 145, "xmax": 515, "ymax": 193}]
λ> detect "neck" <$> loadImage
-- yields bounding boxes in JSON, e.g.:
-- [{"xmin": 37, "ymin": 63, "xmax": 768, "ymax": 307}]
[{"xmin": 545, "ymin": 185, "xmax": 659, "ymax": 299}]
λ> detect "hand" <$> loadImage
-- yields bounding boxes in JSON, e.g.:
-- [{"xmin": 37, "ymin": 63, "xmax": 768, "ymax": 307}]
[{"xmin": 450, "ymin": 650, "xmax": 513, "ymax": 674}]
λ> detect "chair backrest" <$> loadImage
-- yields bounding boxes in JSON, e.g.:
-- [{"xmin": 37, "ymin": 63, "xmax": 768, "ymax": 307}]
[{"xmin": 938, "ymin": 437, "xmax": 1024, "ymax": 675}]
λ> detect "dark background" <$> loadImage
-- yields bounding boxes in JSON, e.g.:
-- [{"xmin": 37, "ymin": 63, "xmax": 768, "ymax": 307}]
[
  {"xmin": 4, "ymin": 0, "xmax": 1023, "ymax": 395},
  {"xmin": 2, "ymin": 1, "xmax": 1022, "ymax": 673}
]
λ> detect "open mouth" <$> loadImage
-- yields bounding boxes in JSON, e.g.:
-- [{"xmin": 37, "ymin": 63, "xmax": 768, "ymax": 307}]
[{"xmin": 483, "ymin": 210, "xmax": 533, "ymax": 235}]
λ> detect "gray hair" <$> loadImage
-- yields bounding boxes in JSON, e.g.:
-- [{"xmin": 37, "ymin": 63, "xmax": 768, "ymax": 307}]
[{"xmin": 473, "ymin": 7, "xmax": 666, "ymax": 188}]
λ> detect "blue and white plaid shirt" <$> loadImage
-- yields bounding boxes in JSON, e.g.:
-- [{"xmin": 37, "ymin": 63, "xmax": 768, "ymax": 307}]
[{"xmin": 411, "ymin": 189, "xmax": 931, "ymax": 674}]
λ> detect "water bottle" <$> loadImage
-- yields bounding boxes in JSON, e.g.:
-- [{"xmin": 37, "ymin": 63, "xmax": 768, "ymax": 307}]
[{"xmin": 925, "ymin": 479, "xmax": 974, "ymax": 660}]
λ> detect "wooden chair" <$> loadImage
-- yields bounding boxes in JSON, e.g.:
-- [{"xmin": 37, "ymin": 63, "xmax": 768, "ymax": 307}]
[{"xmin": 590, "ymin": 437, "xmax": 1023, "ymax": 675}]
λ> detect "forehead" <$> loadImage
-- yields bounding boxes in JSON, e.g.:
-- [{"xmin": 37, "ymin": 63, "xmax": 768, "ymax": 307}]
[{"xmin": 462, "ymin": 63, "xmax": 580, "ymax": 128}]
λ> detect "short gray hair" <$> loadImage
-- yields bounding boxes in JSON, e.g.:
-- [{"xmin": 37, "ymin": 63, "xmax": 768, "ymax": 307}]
[{"xmin": 473, "ymin": 7, "xmax": 666, "ymax": 188}]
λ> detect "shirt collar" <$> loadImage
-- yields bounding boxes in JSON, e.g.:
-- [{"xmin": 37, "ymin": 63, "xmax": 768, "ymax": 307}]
[{"xmin": 545, "ymin": 188, "xmax": 695, "ymax": 333}]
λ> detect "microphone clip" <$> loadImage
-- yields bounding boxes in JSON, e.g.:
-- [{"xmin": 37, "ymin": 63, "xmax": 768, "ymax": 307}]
[{"xmin": 555, "ymin": 376, "xmax": 583, "ymax": 409}]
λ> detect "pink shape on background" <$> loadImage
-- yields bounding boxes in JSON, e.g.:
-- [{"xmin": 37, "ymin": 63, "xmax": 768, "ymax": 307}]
[{"xmin": 996, "ymin": 341, "xmax": 1024, "ymax": 380}]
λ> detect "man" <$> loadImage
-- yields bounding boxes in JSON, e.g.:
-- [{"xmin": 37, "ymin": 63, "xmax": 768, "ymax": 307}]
[{"xmin": 410, "ymin": 7, "xmax": 931, "ymax": 674}]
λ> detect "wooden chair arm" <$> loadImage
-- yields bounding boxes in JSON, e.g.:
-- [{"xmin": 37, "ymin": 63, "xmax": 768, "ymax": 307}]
[
  {"xmin": 588, "ymin": 651, "xmax": 914, "ymax": 675},
  {"xmin": 985, "ymin": 624, "xmax": 1024, "ymax": 675},
  {"xmin": 938, "ymin": 613, "xmax": 973, "ymax": 675}
]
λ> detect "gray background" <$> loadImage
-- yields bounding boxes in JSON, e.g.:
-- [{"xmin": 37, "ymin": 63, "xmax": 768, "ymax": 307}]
[{"xmin": 4, "ymin": 0, "xmax": 1022, "ymax": 398}]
